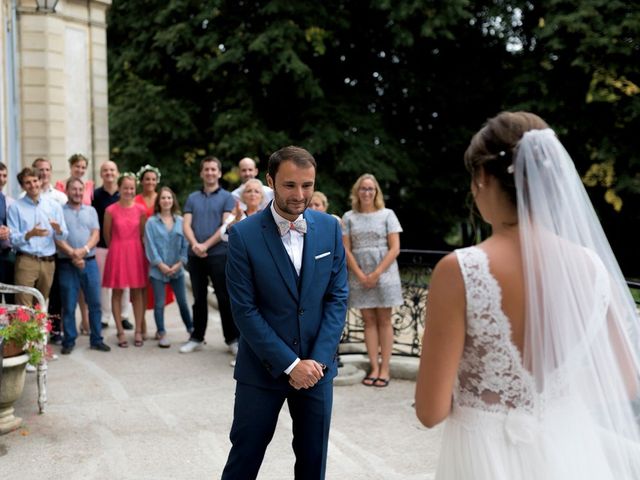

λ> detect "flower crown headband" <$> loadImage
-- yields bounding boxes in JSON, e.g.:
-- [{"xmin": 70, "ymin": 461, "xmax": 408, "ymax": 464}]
[
  {"xmin": 118, "ymin": 172, "xmax": 138, "ymax": 185},
  {"xmin": 136, "ymin": 164, "xmax": 162, "ymax": 183}
]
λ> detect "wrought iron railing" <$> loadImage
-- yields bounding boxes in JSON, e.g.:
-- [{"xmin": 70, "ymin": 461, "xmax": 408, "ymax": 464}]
[
  {"xmin": 340, "ymin": 250, "xmax": 640, "ymax": 358},
  {"xmin": 339, "ymin": 249, "xmax": 448, "ymax": 357}
]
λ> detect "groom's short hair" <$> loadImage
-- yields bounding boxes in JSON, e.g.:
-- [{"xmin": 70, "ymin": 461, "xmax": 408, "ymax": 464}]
[{"xmin": 268, "ymin": 146, "xmax": 316, "ymax": 181}]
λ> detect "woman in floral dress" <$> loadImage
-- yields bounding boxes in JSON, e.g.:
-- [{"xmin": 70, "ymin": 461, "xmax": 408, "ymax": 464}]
[{"xmin": 342, "ymin": 173, "xmax": 403, "ymax": 387}]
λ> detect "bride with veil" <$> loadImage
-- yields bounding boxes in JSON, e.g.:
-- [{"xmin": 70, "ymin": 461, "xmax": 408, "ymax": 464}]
[{"xmin": 415, "ymin": 111, "xmax": 640, "ymax": 479}]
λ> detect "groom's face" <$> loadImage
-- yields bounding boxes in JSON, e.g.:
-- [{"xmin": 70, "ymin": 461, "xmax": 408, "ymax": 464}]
[{"xmin": 268, "ymin": 160, "xmax": 315, "ymax": 221}]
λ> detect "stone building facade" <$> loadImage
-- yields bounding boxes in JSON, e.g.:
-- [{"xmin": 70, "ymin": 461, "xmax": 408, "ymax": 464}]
[{"xmin": 0, "ymin": 0, "xmax": 110, "ymax": 197}]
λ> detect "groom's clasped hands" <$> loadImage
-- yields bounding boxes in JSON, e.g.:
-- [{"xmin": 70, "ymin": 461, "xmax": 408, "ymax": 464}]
[{"xmin": 288, "ymin": 359, "xmax": 325, "ymax": 390}]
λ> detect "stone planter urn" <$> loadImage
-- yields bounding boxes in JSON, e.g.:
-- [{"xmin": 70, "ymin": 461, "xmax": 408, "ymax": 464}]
[{"xmin": 0, "ymin": 353, "xmax": 29, "ymax": 435}]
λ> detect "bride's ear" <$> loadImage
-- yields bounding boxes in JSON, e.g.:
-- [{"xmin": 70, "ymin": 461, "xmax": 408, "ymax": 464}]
[{"xmin": 474, "ymin": 166, "xmax": 488, "ymax": 189}]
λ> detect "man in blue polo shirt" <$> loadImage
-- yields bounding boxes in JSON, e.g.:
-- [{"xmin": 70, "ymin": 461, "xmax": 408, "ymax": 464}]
[
  {"xmin": 181, "ymin": 156, "xmax": 238, "ymax": 355},
  {"xmin": 8, "ymin": 167, "xmax": 68, "ymax": 306},
  {"xmin": 55, "ymin": 178, "xmax": 110, "ymax": 354}
]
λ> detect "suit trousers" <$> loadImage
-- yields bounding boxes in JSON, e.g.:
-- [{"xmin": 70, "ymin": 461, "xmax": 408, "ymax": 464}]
[
  {"xmin": 187, "ymin": 254, "xmax": 238, "ymax": 344},
  {"xmin": 222, "ymin": 381, "xmax": 333, "ymax": 480}
]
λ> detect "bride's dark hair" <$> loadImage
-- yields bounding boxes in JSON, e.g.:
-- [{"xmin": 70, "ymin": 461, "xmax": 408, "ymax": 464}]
[{"xmin": 464, "ymin": 111, "xmax": 548, "ymax": 206}]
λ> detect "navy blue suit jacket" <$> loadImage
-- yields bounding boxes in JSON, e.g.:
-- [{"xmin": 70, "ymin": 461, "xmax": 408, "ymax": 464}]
[{"xmin": 226, "ymin": 206, "xmax": 348, "ymax": 389}]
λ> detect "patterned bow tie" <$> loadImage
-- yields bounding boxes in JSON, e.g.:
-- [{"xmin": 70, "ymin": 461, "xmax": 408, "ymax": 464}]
[{"xmin": 277, "ymin": 218, "xmax": 307, "ymax": 236}]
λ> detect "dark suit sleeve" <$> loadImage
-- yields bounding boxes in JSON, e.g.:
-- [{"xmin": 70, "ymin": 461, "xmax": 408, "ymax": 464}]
[
  {"xmin": 309, "ymin": 218, "xmax": 349, "ymax": 366},
  {"xmin": 226, "ymin": 225, "xmax": 299, "ymax": 377}
]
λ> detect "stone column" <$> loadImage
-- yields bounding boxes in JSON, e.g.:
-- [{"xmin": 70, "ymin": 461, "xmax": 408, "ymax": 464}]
[{"xmin": 16, "ymin": 0, "xmax": 111, "ymax": 181}]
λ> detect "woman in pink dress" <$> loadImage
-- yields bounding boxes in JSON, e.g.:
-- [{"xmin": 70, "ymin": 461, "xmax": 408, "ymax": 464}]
[
  {"xmin": 103, "ymin": 173, "xmax": 148, "ymax": 347},
  {"xmin": 134, "ymin": 165, "xmax": 174, "ymax": 339}
]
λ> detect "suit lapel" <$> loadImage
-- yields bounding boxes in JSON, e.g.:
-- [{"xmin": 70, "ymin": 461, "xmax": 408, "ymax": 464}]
[
  {"xmin": 299, "ymin": 212, "xmax": 316, "ymax": 302},
  {"xmin": 261, "ymin": 210, "xmax": 299, "ymax": 300}
]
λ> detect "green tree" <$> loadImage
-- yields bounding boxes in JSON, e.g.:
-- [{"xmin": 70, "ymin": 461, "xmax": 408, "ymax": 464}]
[{"xmin": 108, "ymin": 0, "xmax": 640, "ymax": 274}]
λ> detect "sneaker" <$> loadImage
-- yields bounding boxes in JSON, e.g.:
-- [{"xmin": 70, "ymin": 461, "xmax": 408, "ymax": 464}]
[
  {"xmin": 179, "ymin": 340, "xmax": 203, "ymax": 354},
  {"xmin": 90, "ymin": 343, "xmax": 111, "ymax": 352},
  {"xmin": 61, "ymin": 345, "xmax": 74, "ymax": 355},
  {"xmin": 26, "ymin": 364, "xmax": 37, "ymax": 373},
  {"xmin": 158, "ymin": 335, "xmax": 171, "ymax": 348},
  {"xmin": 228, "ymin": 340, "xmax": 239, "ymax": 356},
  {"xmin": 49, "ymin": 333, "xmax": 63, "ymax": 346},
  {"xmin": 122, "ymin": 319, "xmax": 134, "ymax": 330}
]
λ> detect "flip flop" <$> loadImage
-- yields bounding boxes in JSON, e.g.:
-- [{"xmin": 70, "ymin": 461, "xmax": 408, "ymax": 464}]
[
  {"xmin": 373, "ymin": 378, "xmax": 390, "ymax": 388},
  {"xmin": 362, "ymin": 376, "xmax": 378, "ymax": 386}
]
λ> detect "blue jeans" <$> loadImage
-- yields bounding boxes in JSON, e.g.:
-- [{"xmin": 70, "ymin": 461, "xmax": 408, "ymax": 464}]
[
  {"xmin": 59, "ymin": 258, "xmax": 103, "ymax": 348},
  {"xmin": 150, "ymin": 275, "xmax": 193, "ymax": 334}
]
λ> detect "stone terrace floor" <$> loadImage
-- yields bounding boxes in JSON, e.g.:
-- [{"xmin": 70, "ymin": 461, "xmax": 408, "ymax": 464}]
[{"xmin": 1, "ymin": 294, "xmax": 442, "ymax": 479}]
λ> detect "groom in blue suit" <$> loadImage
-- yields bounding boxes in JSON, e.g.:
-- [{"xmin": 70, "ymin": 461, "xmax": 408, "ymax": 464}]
[{"xmin": 221, "ymin": 146, "xmax": 348, "ymax": 480}]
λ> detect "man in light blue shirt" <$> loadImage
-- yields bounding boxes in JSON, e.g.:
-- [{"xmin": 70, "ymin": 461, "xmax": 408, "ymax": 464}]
[
  {"xmin": 8, "ymin": 167, "xmax": 67, "ymax": 306},
  {"xmin": 55, "ymin": 178, "xmax": 110, "ymax": 354}
]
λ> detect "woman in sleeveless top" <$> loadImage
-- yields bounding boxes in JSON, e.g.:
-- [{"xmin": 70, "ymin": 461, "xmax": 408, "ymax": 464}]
[
  {"xmin": 415, "ymin": 112, "xmax": 640, "ymax": 479},
  {"xmin": 103, "ymin": 173, "xmax": 148, "ymax": 348}
]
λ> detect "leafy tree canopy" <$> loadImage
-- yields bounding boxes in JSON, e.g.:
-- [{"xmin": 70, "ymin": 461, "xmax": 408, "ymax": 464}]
[{"xmin": 108, "ymin": 0, "xmax": 640, "ymax": 275}]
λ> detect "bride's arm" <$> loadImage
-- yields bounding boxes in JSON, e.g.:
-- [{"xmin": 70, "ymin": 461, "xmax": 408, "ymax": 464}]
[{"xmin": 415, "ymin": 252, "xmax": 466, "ymax": 428}]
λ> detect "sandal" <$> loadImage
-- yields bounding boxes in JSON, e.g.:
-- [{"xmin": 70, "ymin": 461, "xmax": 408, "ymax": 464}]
[
  {"xmin": 117, "ymin": 332, "xmax": 128, "ymax": 348},
  {"xmin": 362, "ymin": 376, "xmax": 378, "ymax": 387},
  {"xmin": 373, "ymin": 378, "xmax": 390, "ymax": 388},
  {"xmin": 134, "ymin": 332, "xmax": 144, "ymax": 347}
]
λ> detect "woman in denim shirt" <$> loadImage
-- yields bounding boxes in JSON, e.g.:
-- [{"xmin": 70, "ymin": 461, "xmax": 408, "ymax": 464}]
[{"xmin": 144, "ymin": 187, "xmax": 193, "ymax": 347}]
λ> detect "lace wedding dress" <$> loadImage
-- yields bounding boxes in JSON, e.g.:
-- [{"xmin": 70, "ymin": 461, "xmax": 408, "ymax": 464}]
[{"xmin": 435, "ymin": 246, "xmax": 640, "ymax": 480}]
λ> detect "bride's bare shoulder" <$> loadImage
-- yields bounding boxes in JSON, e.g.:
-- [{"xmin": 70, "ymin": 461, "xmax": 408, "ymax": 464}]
[{"xmin": 431, "ymin": 252, "xmax": 465, "ymax": 297}]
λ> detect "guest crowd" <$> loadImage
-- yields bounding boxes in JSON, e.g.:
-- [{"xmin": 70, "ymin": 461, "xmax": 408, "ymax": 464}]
[{"xmin": 0, "ymin": 154, "xmax": 403, "ymax": 385}]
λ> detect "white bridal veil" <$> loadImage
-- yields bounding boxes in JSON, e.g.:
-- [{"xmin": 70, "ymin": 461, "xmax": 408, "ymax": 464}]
[{"xmin": 515, "ymin": 128, "xmax": 640, "ymax": 477}]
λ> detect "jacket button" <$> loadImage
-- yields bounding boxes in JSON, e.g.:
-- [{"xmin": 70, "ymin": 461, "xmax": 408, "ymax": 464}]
[
  {"xmin": 293, "ymin": 339, "xmax": 299, "ymax": 346},
  {"xmin": 298, "ymin": 308, "xmax": 304, "ymax": 315}
]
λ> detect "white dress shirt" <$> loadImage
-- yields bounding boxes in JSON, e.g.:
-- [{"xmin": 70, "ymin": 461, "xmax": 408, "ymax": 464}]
[
  {"xmin": 270, "ymin": 203, "xmax": 304, "ymax": 276},
  {"xmin": 270, "ymin": 202, "xmax": 305, "ymax": 374}
]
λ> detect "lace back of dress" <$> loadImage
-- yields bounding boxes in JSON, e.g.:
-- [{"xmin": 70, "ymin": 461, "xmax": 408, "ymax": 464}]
[{"xmin": 455, "ymin": 247, "xmax": 534, "ymax": 414}]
